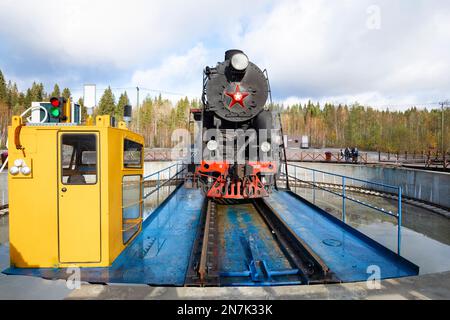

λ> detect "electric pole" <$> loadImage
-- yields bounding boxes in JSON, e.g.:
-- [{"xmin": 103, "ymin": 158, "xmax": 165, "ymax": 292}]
[
  {"xmin": 440, "ymin": 100, "xmax": 450, "ymax": 160},
  {"xmin": 136, "ymin": 86, "xmax": 140, "ymax": 133}
]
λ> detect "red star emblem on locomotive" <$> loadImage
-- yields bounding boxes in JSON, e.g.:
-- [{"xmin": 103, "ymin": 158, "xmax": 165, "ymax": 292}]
[{"xmin": 225, "ymin": 84, "xmax": 249, "ymax": 109}]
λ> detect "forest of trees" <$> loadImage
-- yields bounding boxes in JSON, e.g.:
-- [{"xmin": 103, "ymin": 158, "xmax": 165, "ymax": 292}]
[
  {"xmin": 0, "ymin": 68, "xmax": 449, "ymax": 153},
  {"xmin": 276, "ymin": 102, "xmax": 450, "ymax": 153}
]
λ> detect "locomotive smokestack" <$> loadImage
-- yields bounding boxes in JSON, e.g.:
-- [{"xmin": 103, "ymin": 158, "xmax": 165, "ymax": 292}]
[
  {"xmin": 225, "ymin": 49, "xmax": 244, "ymax": 61},
  {"xmin": 226, "ymin": 49, "xmax": 249, "ymax": 72}
]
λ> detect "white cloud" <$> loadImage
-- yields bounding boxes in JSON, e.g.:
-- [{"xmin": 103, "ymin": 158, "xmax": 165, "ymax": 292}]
[
  {"xmin": 0, "ymin": 0, "xmax": 449, "ymax": 109},
  {"xmin": 131, "ymin": 43, "xmax": 209, "ymax": 99},
  {"xmin": 232, "ymin": 0, "xmax": 450, "ymax": 107},
  {"xmin": 0, "ymin": 0, "xmax": 268, "ymax": 69}
]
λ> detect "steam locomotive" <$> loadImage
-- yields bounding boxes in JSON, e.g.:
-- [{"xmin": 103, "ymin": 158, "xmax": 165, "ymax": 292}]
[{"xmin": 192, "ymin": 50, "xmax": 282, "ymax": 200}]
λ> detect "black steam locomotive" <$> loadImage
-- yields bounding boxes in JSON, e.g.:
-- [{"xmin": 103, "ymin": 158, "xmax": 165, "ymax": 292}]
[{"xmin": 192, "ymin": 50, "xmax": 282, "ymax": 200}]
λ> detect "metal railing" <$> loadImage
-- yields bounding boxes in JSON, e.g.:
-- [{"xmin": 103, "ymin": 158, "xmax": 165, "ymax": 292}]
[
  {"xmin": 378, "ymin": 150, "xmax": 449, "ymax": 169},
  {"xmin": 281, "ymin": 164, "xmax": 403, "ymax": 255},
  {"xmin": 285, "ymin": 150, "xmax": 368, "ymax": 164},
  {"xmin": 1, "ymin": 190, "xmax": 7, "ymax": 210},
  {"xmin": 142, "ymin": 163, "xmax": 186, "ymax": 217}
]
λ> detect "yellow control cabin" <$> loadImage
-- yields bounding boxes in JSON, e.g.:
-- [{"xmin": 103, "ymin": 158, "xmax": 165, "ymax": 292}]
[{"xmin": 8, "ymin": 113, "xmax": 144, "ymax": 268}]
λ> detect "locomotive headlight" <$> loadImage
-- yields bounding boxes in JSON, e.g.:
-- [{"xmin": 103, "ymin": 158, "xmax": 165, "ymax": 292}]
[
  {"xmin": 207, "ymin": 140, "xmax": 219, "ymax": 151},
  {"xmin": 231, "ymin": 53, "xmax": 249, "ymax": 71},
  {"xmin": 261, "ymin": 141, "xmax": 271, "ymax": 153}
]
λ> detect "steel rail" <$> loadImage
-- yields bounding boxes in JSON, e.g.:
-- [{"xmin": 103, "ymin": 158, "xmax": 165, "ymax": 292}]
[
  {"xmin": 186, "ymin": 196, "xmax": 339, "ymax": 286},
  {"xmin": 185, "ymin": 199, "xmax": 220, "ymax": 287},
  {"xmin": 253, "ymin": 198, "xmax": 339, "ymax": 284}
]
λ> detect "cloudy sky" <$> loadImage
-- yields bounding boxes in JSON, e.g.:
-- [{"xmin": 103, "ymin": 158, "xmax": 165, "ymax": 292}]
[{"xmin": 0, "ymin": 0, "xmax": 449, "ymax": 109}]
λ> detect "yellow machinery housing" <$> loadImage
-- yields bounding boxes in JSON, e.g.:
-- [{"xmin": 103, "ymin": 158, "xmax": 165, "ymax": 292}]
[{"xmin": 8, "ymin": 115, "xmax": 144, "ymax": 268}]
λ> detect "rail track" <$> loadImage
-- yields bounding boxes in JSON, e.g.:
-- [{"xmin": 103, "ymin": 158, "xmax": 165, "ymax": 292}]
[{"xmin": 185, "ymin": 197, "xmax": 339, "ymax": 287}]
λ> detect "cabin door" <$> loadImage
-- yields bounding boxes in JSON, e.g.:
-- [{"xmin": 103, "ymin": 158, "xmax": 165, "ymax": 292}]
[{"xmin": 57, "ymin": 132, "xmax": 101, "ymax": 263}]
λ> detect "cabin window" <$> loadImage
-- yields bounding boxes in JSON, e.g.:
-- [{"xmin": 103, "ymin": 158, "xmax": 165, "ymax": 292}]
[
  {"xmin": 61, "ymin": 134, "xmax": 97, "ymax": 185},
  {"xmin": 123, "ymin": 139, "xmax": 143, "ymax": 168},
  {"xmin": 122, "ymin": 175, "xmax": 142, "ymax": 244}
]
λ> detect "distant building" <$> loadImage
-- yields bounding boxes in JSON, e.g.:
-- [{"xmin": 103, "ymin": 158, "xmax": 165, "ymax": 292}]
[
  {"xmin": 301, "ymin": 135, "xmax": 309, "ymax": 149},
  {"xmin": 286, "ymin": 135, "xmax": 309, "ymax": 149}
]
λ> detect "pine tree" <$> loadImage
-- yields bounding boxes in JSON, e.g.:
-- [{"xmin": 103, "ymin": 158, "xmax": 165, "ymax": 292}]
[
  {"xmin": 6, "ymin": 80, "xmax": 19, "ymax": 109},
  {"xmin": 0, "ymin": 70, "xmax": 8, "ymax": 103},
  {"xmin": 51, "ymin": 84, "xmax": 61, "ymax": 98},
  {"xmin": 97, "ymin": 86, "xmax": 116, "ymax": 116},
  {"xmin": 62, "ymin": 88, "xmax": 71, "ymax": 100},
  {"xmin": 24, "ymin": 82, "xmax": 45, "ymax": 106},
  {"xmin": 78, "ymin": 97, "xmax": 87, "ymax": 123},
  {"xmin": 140, "ymin": 96, "xmax": 154, "ymax": 145},
  {"xmin": 175, "ymin": 97, "xmax": 189, "ymax": 127}
]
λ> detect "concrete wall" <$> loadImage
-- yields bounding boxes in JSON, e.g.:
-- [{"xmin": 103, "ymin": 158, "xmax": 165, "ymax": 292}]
[
  {"xmin": 144, "ymin": 161, "xmax": 178, "ymax": 180},
  {"xmin": 294, "ymin": 162, "xmax": 450, "ymax": 209}
]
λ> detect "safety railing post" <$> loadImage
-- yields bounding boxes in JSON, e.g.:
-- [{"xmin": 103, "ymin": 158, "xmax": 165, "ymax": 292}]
[
  {"xmin": 294, "ymin": 166, "xmax": 297, "ymax": 193},
  {"xmin": 342, "ymin": 176, "xmax": 346, "ymax": 223},
  {"xmin": 170, "ymin": 166, "xmax": 172, "ymax": 194},
  {"xmin": 397, "ymin": 186, "xmax": 402, "ymax": 255},
  {"xmin": 312, "ymin": 170, "xmax": 316, "ymax": 204},
  {"xmin": 157, "ymin": 171, "xmax": 160, "ymax": 206},
  {"xmin": 172, "ymin": 165, "xmax": 175, "ymax": 190}
]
